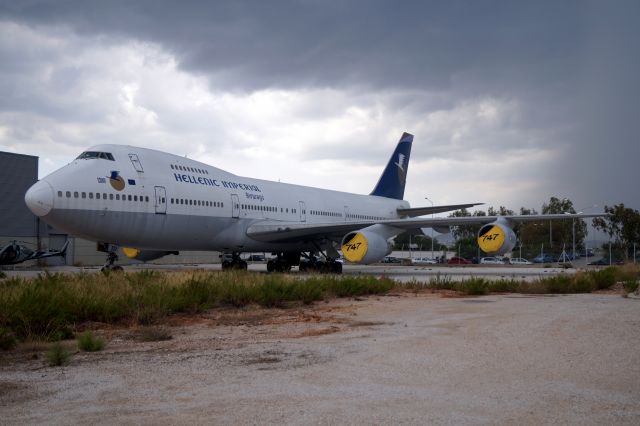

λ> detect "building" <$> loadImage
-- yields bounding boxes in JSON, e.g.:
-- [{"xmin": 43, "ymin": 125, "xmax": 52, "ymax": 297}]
[{"xmin": 1, "ymin": 150, "xmax": 220, "ymax": 267}]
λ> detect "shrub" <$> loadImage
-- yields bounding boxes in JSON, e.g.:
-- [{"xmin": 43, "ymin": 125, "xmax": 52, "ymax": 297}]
[
  {"xmin": 77, "ymin": 331, "xmax": 106, "ymax": 352},
  {"xmin": 573, "ymin": 274, "xmax": 595, "ymax": 293},
  {"xmin": 487, "ymin": 279, "xmax": 521, "ymax": 293},
  {"xmin": 458, "ymin": 278, "xmax": 489, "ymax": 295},
  {"xmin": 0, "ymin": 270, "xmax": 6, "ymax": 279},
  {"xmin": 590, "ymin": 267, "xmax": 617, "ymax": 290},
  {"xmin": 540, "ymin": 275, "xmax": 574, "ymax": 293},
  {"xmin": 46, "ymin": 342, "xmax": 70, "ymax": 366},
  {"xmin": 0, "ymin": 327, "xmax": 17, "ymax": 350},
  {"xmin": 623, "ymin": 280, "xmax": 639, "ymax": 294}
]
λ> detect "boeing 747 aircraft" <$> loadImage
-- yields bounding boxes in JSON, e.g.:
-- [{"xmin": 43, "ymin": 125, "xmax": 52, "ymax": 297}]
[{"xmin": 24, "ymin": 132, "xmax": 602, "ymax": 272}]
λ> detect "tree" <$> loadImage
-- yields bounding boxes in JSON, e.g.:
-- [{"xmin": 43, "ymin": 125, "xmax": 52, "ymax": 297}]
[
  {"xmin": 392, "ymin": 232, "xmax": 445, "ymax": 251},
  {"xmin": 592, "ymin": 203, "xmax": 640, "ymax": 260},
  {"xmin": 516, "ymin": 197, "xmax": 587, "ymax": 257}
]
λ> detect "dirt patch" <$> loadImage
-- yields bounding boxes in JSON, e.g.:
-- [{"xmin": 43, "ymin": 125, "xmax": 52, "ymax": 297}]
[{"xmin": 1, "ymin": 293, "xmax": 639, "ymax": 424}]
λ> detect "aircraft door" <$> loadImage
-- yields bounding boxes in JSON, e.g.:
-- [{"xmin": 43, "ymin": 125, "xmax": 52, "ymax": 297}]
[
  {"xmin": 344, "ymin": 206, "xmax": 350, "ymax": 221},
  {"xmin": 231, "ymin": 194, "xmax": 240, "ymax": 218},
  {"xmin": 299, "ymin": 201, "xmax": 306, "ymax": 222},
  {"xmin": 129, "ymin": 154, "xmax": 144, "ymax": 172},
  {"xmin": 154, "ymin": 186, "xmax": 167, "ymax": 214}
]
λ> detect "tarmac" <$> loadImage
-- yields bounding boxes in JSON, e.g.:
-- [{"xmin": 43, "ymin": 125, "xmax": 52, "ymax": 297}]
[{"xmin": 2, "ymin": 262, "xmax": 585, "ymax": 282}]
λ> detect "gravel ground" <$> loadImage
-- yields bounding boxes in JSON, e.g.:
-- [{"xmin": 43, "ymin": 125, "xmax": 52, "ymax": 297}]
[{"xmin": 1, "ymin": 292, "xmax": 639, "ymax": 425}]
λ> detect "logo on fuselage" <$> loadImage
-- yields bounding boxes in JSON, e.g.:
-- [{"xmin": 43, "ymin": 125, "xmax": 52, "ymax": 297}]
[{"xmin": 108, "ymin": 171, "xmax": 125, "ymax": 191}]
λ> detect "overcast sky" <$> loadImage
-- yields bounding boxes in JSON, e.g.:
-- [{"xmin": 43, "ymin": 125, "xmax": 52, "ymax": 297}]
[{"xmin": 1, "ymin": 0, "xmax": 638, "ymax": 218}]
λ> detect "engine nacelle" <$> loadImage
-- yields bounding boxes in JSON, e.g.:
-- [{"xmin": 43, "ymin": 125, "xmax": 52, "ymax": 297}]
[
  {"xmin": 477, "ymin": 220, "xmax": 517, "ymax": 255},
  {"xmin": 341, "ymin": 228, "xmax": 393, "ymax": 264},
  {"xmin": 122, "ymin": 247, "xmax": 179, "ymax": 262}
]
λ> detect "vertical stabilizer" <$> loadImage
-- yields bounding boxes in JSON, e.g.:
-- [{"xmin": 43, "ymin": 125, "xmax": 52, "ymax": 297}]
[{"xmin": 370, "ymin": 132, "xmax": 413, "ymax": 200}]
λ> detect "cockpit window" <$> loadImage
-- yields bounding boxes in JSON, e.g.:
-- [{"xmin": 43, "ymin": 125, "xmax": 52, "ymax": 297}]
[{"xmin": 76, "ymin": 151, "xmax": 115, "ymax": 161}]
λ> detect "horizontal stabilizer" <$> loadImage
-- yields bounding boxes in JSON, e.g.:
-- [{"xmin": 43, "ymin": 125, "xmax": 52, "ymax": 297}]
[{"xmin": 397, "ymin": 203, "xmax": 484, "ymax": 217}]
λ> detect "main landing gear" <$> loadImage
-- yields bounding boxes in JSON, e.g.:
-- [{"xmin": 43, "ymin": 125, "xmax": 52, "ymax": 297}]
[
  {"xmin": 266, "ymin": 252, "xmax": 299, "ymax": 273},
  {"xmin": 101, "ymin": 248, "xmax": 123, "ymax": 272},
  {"xmin": 299, "ymin": 253, "xmax": 343, "ymax": 274},
  {"xmin": 266, "ymin": 250, "xmax": 343, "ymax": 274},
  {"xmin": 221, "ymin": 252, "xmax": 248, "ymax": 271}
]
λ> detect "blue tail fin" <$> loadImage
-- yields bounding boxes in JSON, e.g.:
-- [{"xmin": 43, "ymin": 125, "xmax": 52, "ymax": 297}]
[{"xmin": 370, "ymin": 132, "xmax": 413, "ymax": 200}]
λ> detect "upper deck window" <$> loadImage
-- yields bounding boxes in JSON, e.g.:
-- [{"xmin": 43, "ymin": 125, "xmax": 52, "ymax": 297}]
[{"xmin": 77, "ymin": 151, "xmax": 115, "ymax": 161}]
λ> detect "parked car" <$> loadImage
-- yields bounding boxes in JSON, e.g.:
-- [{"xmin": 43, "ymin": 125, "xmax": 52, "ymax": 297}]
[
  {"xmin": 448, "ymin": 256, "xmax": 471, "ymax": 264},
  {"xmin": 246, "ymin": 254, "xmax": 265, "ymax": 262},
  {"xmin": 480, "ymin": 257, "xmax": 506, "ymax": 265},
  {"xmin": 509, "ymin": 257, "xmax": 532, "ymax": 265},
  {"xmin": 533, "ymin": 254, "xmax": 556, "ymax": 263},
  {"xmin": 588, "ymin": 258, "xmax": 625, "ymax": 266},
  {"xmin": 411, "ymin": 257, "xmax": 438, "ymax": 265},
  {"xmin": 382, "ymin": 256, "xmax": 402, "ymax": 263}
]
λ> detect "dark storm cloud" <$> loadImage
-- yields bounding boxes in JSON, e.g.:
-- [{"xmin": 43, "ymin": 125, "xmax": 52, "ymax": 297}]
[
  {"xmin": 1, "ymin": 0, "xmax": 586, "ymax": 94},
  {"xmin": 1, "ymin": 0, "xmax": 639, "ymax": 209}
]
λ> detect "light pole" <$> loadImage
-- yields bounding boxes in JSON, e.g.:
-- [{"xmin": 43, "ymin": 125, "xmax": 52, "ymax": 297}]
[{"xmin": 425, "ymin": 197, "xmax": 435, "ymax": 259}]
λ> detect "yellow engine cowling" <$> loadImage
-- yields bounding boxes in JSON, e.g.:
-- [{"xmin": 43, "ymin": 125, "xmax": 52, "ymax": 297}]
[
  {"xmin": 122, "ymin": 247, "xmax": 179, "ymax": 262},
  {"xmin": 477, "ymin": 220, "xmax": 517, "ymax": 255},
  {"xmin": 341, "ymin": 228, "xmax": 393, "ymax": 264}
]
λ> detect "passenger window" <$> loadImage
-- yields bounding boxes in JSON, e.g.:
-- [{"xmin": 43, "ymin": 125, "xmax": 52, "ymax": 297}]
[
  {"xmin": 116, "ymin": 194, "xmax": 120, "ymax": 200},
  {"xmin": 171, "ymin": 165, "xmax": 174, "ymax": 170},
  {"xmin": 221, "ymin": 202, "xmax": 224, "ymax": 208},
  {"xmin": 57, "ymin": 191, "xmax": 62, "ymax": 197},
  {"xmin": 128, "ymin": 195, "xmax": 132, "ymax": 201},
  {"xmin": 110, "ymin": 194, "xmax": 114, "ymax": 200},
  {"xmin": 74, "ymin": 192, "xmax": 78, "ymax": 198},
  {"xmin": 82, "ymin": 192, "xmax": 86, "ymax": 199},
  {"xmin": 134, "ymin": 195, "xmax": 138, "ymax": 201},
  {"xmin": 96, "ymin": 193, "xmax": 100, "ymax": 199},
  {"xmin": 66, "ymin": 191, "xmax": 71, "ymax": 198},
  {"xmin": 103, "ymin": 193, "xmax": 107, "ymax": 199}
]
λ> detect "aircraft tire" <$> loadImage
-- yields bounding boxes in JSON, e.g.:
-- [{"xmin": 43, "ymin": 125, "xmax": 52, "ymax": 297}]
[{"xmin": 267, "ymin": 260, "xmax": 275, "ymax": 272}]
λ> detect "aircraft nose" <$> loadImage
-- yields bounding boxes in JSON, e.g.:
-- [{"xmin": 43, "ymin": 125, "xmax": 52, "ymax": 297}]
[{"xmin": 25, "ymin": 180, "xmax": 54, "ymax": 217}]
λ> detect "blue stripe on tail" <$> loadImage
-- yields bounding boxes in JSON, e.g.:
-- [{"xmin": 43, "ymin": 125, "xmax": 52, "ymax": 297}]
[{"xmin": 370, "ymin": 132, "xmax": 413, "ymax": 200}]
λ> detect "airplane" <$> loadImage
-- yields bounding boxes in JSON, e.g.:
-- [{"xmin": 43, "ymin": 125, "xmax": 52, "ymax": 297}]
[
  {"xmin": 0, "ymin": 240, "xmax": 69, "ymax": 266},
  {"xmin": 24, "ymin": 132, "xmax": 603, "ymax": 272}
]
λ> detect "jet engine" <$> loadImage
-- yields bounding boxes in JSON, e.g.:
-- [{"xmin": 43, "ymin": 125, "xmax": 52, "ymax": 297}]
[
  {"xmin": 122, "ymin": 247, "xmax": 179, "ymax": 262},
  {"xmin": 341, "ymin": 226, "xmax": 394, "ymax": 264},
  {"xmin": 477, "ymin": 219, "xmax": 517, "ymax": 255}
]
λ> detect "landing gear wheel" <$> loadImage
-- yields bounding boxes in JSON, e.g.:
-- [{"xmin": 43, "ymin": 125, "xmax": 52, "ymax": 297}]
[
  {"xmin": 221, "ymin": 253, "xmax": 248, "ymax": 271},
  {"xmin": 101, "ymin": 249, "xmax": 122, "ymax": 273}
]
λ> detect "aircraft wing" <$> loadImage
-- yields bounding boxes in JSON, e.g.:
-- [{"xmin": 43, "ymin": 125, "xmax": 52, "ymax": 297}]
[
  {"xmin": 396, "ymin": 203, "xmax": 484, "ymax": 217},
  {"xmin": 246, "ymin": 213, "xmax": 604, "ymax": 243}
]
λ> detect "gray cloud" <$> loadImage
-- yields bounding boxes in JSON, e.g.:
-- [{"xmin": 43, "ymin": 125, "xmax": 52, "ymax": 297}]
[{"xmin": 0, "ymin": 0, "xmax": 638, "ymax": 212}]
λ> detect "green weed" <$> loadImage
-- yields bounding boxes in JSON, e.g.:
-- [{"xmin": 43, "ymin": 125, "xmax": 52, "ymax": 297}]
[
  {"xmin": 0, "ymin": 327, "xmax": 17, "ymax": 350},
  {"xmin": 46, "ymin": 342, "xmax": 70, "ymax": 366},
  {"xmin": 77, "ymin": 331, "xmax": 106, "ymax": 352}
]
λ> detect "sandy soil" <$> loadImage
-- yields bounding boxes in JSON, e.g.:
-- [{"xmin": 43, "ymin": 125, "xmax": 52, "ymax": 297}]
[{"xmin": 1, "ymin": 292, "xmax": 639, "ymax": 425}]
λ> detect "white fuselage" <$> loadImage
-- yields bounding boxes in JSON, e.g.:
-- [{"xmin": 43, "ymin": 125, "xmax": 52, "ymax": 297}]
[{"xmin": 26, "ymin": 144, "xmax": 409, "ymax": 253}]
